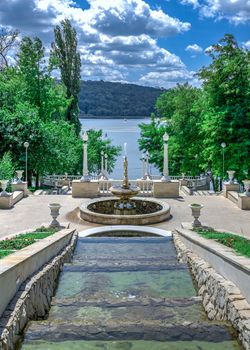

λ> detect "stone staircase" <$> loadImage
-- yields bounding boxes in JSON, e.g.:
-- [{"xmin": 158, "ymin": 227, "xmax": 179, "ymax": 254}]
[{"xmin": 20, "ymin": 237, "xmax": 239, "ymax": 349}]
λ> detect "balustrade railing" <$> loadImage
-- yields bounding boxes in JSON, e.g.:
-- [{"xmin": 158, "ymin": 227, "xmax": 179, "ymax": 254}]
[{"xmin": 41, "ymin": 174, "xmax": 209, "ymax": 194}]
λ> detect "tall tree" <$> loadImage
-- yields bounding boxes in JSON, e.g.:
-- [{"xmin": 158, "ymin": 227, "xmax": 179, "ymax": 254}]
[
  {"xmin": 51, "ymin": 19, "xmax": 81, "ymax": 134},
  {"xmin": 139, "ymin": 84, "xmax": 203, "ymax": 176},
  {"xmin": 17, "ymin": 37, "xmax": 69, "ymax": 122},
  {"xmin": 198, "ymin": 34, "xmax": 250, "ymax": 179},
  {"xmin": 0, "ymin": 28, "xmax": 19, "ymax": 70}
]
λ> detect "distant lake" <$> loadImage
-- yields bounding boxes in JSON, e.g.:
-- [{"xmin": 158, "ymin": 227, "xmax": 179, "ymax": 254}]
[{"xmin": 80, "ymin": 118, "xmax": 159, "ymax": 179}]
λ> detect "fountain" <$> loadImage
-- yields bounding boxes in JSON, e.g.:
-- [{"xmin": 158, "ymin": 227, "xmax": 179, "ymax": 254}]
[
  {"xmin": 80, "ymin": 154, "xmax": 171, "ymax": 225},
  {"xmin": 110, "ymin": 156, "xmax": 140, "ymax": 215}
]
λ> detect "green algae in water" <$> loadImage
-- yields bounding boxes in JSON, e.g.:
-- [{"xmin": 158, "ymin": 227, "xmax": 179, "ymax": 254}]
[
  {"xmin": 55, "ymin": 269, "xmax": 196, "ymax": 300},
  {"xmin": 48, "ymin": 303, "xmax": 205, "ymax": 324},
  {"xmin": 21, "ymin": 340, "xmax": 242, "ymax": 350}
]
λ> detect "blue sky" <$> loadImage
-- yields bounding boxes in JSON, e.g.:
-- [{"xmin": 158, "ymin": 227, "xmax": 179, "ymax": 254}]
[{"xmin": 0, "ymin": 0, "xmax": 249, "ymax": 88}]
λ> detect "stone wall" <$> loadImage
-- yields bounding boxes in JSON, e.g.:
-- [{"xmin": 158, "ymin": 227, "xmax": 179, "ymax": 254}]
[
  {"xmin": 173, "ymin": 232, "xmax": 250, "ymax": 350},
  {"xmin": 0, "ymin": 232, "xmax": 78, "ymax": 350}
]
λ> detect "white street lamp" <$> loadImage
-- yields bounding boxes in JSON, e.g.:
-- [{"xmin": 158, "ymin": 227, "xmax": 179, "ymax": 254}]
[
  {"xmin": 141, "ymin": 154, "xmax": 146, "ymax": 180},
  {"xmin": 81, "ymin": 131, "xmax": 90, "ymax": 182},
  {"xmin": 24, "ymin": 142, "xmax": 29, "ymax": 183},
  {"xmin": 100, "ymin": 150, "xmax": 105, "ymax": 179},
  {"xmin": 221, "ymin": 142, "xmax": 226, "ymax": 179},
  {"xmin": 104, "ymin": 153, "xmax": 109, "ymax": 179},
  {"xmin": 144, "ymin": 151, "xmax": 151, "ymax": 179},
  {"xmin": 161, "ymin": 132, "xmax": 171, "ymax": 182}
]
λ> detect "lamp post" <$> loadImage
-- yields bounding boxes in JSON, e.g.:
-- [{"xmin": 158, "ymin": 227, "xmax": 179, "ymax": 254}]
[
  {"xmin": 141, "ymin": 154, "xmax": 146, "ymax": 180},
  {"xmin": 161, "ymin": 132, "xmax": 170, "ymax": 182},
  {"xmin": 221, "ymin": 142, "xmax": 226, "ymax": 179},
  {"xmin": 104, "ymin": 153, "xmax": 108, "ymax": 179},
  {"xmin": 100, "ymin": 150, "xmax": 105, "ymax": 179},
  {"xmin": 24, "ymin": 142, "xmax": 29, "ymax": 183},
  {"xmin": 144, "ymin": 151, "xmax": 150, "ymax": 179},
  {"xmin": 81, "ymin": 131, "xmax": 90, "ymax": 182}
]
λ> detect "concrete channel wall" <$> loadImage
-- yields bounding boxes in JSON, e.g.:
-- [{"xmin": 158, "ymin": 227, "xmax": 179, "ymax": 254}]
[
  {"xmin": 175, "ymin": 228, "xmax": 250, "ymax": 304},
  {"xmin": 0, "ymin": 229, "xmax": 77, "ymax": 350},
  {"xmin": 174, "ymin": 228, "xmax": 250, "ymax": 350},
  {"xmin": 0, "ymin": 228, "xmax": 76, "ymax": 318}
]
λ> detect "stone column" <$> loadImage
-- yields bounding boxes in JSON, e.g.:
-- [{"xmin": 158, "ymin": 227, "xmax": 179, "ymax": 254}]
[
  {"xmin": 104, "ymin": 153, "xmax": 109, "ymax": 180},
  {"xmin": 141, "ymin": 154, "xmax": 146, "ymax": 180},
  {"xmin": 145, "ymin": 151, "xmax": 151, "ymax": 179},
  {"xmin": 161, "ymin": 132, "xmax": 171, "ymax": 182},
  {"xmin": 81, "ymin": 131, "xmax": 90, "ymax": 182}
]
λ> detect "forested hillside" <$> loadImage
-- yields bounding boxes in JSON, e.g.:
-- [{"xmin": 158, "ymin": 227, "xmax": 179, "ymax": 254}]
[{"xmin": 79, "ymin": 81, "xmax": 164, "ymax": 117}]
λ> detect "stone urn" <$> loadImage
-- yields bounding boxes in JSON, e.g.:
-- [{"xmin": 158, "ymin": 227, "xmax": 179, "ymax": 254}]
[
  {"xmin": 16, "ymin": 170, "xmax": 24, "ymax": 183},
  {"xmin": 48, "ymin": 203, "xmax": 62, "ymax": 228},
  {"xmin": 0, "ymin": 180, "xmax": 9, "ymax": 197},
  {"xmin": 227, "ymin": 170, "xmax": 235, "ymax": 184},
  {"xmin": 242, "ymin": 180, "xmax": 250, "ymax": 197},
  {"xmin": 189, "ymin": 203, "xmax": 203, "ymax": 228}
]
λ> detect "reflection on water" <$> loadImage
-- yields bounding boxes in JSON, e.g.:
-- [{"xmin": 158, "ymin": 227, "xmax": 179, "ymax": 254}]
[{"xmin": 21, "ymin": 237, "xmax": 241, "ymax": 350}]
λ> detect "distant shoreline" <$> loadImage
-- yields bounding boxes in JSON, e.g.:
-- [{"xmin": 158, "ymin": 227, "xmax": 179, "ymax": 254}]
[{"xmin": 79, "ymin": 115, "xmax": 149, "ymax": 119}]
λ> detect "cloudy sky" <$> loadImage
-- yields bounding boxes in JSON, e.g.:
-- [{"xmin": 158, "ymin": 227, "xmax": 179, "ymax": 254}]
[{"xmin": 0, "ymin": 0, "xmax": 249, "ymax": 88}]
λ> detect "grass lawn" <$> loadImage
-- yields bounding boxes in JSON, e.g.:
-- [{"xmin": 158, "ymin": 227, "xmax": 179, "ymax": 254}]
[
  {"xmin": 194, "ymin": 228, "xmax": 250, "ymax": 258},
  {"xmin": 0, "ymin": 227, "xmax": 57, "ymax": 258},
  {"xmin": 0, "ymin": 250, "xmax": 15, "ymax": 259}
]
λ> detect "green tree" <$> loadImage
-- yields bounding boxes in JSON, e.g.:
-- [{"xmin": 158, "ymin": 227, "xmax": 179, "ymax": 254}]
[
  {"xmin": 0, "ymin": 152, "xmax": 15, "ymax": 180},
  {"xmin": 138, "ymin": 116, "xmax": 167, "ymax": 172},
  {"xmin": 17, "ymin": 37, "xmax": 69, "ymax": 122},
  {"xmin": 0, "ymin": 102, "xmax": 82, "ymax": 187},
  {"xmin": 86, "ymin": 130, "xmax": 122, "ymax": 175},
  {"xmin": 198, "ymin": 34, "xmax": 250, "ymax": 179},
  {"xmin": 51, "ymin": 19, "xmax": 81, "ymax": 133},
  {"xmin": 139, "ymin": 84, "xmax": 203, "ymax": 175}
]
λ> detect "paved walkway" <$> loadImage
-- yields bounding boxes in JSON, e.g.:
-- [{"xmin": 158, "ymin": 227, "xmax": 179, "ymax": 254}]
[{"xmin": 0, "ymin": 194, "xmax": 249, "ymax": 239}]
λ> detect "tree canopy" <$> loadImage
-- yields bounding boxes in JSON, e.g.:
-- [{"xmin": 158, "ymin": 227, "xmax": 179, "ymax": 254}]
[
  {"xmin": 139, "ymin": 35, "xmax": 250, "ymax": 180},
  {"xmin": 0, "ymin": 27, "xmax": 120, "ymax": 187},
  {"xmin": 51, "ymin": 19, "xmax": 81, "ymax": 133}
]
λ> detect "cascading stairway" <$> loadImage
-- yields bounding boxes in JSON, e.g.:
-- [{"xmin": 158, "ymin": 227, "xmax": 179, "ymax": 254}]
[{"xmin": 20, "ymin": 236, "xmax": 241, "ymax": 350}]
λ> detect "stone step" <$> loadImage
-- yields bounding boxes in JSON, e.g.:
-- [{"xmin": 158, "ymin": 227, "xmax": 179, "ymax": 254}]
[
  {"xmin": 20, "ymin": 339, "xmax": 242, "ymax": 350},
  {"xmin": 51, "ymin": 296, "xmax": 202, "ymax": 308},
  {"xmin": 62, "ymin": 262, "xmax": 188, "ymax": 273},
  {"xmin": 24, "ymin": 320, "xmax": 236, "ymax": 343}
]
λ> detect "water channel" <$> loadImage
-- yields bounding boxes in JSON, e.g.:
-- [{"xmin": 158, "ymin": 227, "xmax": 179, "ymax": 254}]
[{"xmin": 20, "ymin": 235, "xmax": 241, "ymax": 350}]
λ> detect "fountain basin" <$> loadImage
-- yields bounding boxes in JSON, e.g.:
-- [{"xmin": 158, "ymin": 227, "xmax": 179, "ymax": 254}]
[{"xmin": 80, "ymin": 197, "xmax": 171, "ymax": 225}]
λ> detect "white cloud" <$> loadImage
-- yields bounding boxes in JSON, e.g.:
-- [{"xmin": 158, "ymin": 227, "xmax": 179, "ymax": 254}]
[
  {"xmin": 0, "ymin": 0, "xmax": 194, "ymax": 87},
  {"xmin": 242, "ymin": 40, "xmax": 250, "ymax": 50},
  {"xmin": 139, "ymin": 69, "xmax": 201, "ymax": 88},
  {"xmin": 185, "ymin": 44, "xmax": 203, "ymax": 53},
  {"xmin": 179, "ymin": 0, "xmax": 250, "ymax": 24},
  {"xmin": 180, "ymin": 0, "xmax": 200, "ymax": 9}
]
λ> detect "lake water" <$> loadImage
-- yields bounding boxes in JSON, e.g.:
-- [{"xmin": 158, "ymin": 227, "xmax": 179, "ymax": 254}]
[{"xmin": 80, "ymin": 118, "xmax": 159, "ymax": 179}]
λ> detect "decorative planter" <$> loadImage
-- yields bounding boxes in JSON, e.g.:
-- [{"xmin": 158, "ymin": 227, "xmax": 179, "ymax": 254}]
[
  {"xmin": 0, "ymin": 180, "xmax": 9, "ymax": 197},
  {"xmin": 48, "ymin": 203, "xmax": 62, "ymax": 228},
  {"xmin": 227, "ymin": 170, "xmax": 235, "ymax": 184},
  {"xmin": 16, "ymin": 170, "xmax": 24, "ymax": 184},
  {"xmin": 189, "ymin": 203, "xmax": 203, "ymax": 228},
  {"xmin": 242, "ymin": 180, "xmax": 250, "ymax": 197}
]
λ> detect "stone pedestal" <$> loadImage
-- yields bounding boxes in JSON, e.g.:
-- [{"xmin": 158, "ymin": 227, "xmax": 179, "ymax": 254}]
[
  {"xmin": 179, "ymin": 179, "xmax": 188, "ymax": 186},
  {"xmin": 0, "ymin": 194, "xmax": 13, "ymax": 209},
  {"xmin": 238, "ymin": 194, "xmax": 250, "ymax": 210},
  {"xmin": 11, "ymin": 182, "xmax": 28, "ymax": 197},
  {"xmin": 72, "ymin": 180, "xmax": 99, "ymax": 198},
  {"xmin": 223, "ymin": 183, "xmax": 240, "ymax": 198},
  {"xmin": 153, "ymin": 180, "xmax": 179, "ymax": 198}
]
